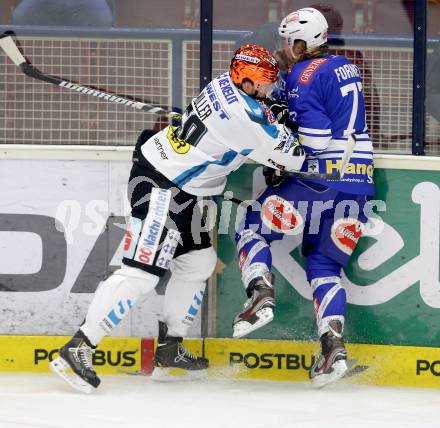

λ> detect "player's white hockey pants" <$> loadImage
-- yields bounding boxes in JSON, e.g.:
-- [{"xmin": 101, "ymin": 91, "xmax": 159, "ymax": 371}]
[{"xmin": 80, "ymin": 246, "xmax": 216, "ymax": 345}]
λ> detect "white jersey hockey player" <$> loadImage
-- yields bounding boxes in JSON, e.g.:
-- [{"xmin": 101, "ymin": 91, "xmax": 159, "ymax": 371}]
[
  {"xmin": 142, "ymin": 73, "xmax": 304, "ymax": 196},
  {"xmin": 50, "ymin": 44, "xmax": 305, "ymax": 393}
]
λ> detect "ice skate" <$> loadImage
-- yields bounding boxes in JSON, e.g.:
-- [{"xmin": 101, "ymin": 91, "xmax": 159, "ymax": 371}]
[
  {"xmin": 309, "ymin": 320, "xmax": 348, "ymax": 388},
  {"xmin": 233, "ymin": 273, "xmax": 275, "ymax": 338},
  {"xmin": 50, "ymin": 330, "xmax": 100, "ymax": 393},
  {"xmin": 151, "ymin": 321, "xmax": 209, "ymax": 381}
]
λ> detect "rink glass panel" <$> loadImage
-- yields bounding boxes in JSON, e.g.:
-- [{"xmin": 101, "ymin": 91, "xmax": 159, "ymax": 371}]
[
  {"xmin": 215, "ymin": 162, "xmax": 440, "ymax": 347},
  {"xmin": 0, "ymin": 27, "xmax": 438, "ymax": 153},
  {"xmin": 0, "ymin": 37, "xmax": 173, "ymax": 145}
]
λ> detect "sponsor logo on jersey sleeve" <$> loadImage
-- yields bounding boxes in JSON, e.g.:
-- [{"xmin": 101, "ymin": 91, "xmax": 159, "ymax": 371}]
[
  {"xmin": 153, "ymin": 137, "xmax": 169, "ymax": 159},
  {"xmin": 261, "ymin": 195, "xmax": 303, "ymax": 234},
  {"xmin": 331, "ymin": 218, "xmax": 363, "ymax": 255},
  {"xmin": 166, "ymin": 126, "xmax": 191, "ymax": 154}
]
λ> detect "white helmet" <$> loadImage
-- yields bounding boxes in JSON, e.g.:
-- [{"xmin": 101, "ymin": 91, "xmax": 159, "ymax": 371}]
[{"xmin": 278, "ymin": 7, "xmax": 328, "ymax": 52}]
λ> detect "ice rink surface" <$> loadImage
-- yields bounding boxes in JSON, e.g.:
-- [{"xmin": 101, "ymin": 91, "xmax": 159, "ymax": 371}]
[{"xmin": 0, "ymin": 373, "xmax": 439, "ymax": 428}]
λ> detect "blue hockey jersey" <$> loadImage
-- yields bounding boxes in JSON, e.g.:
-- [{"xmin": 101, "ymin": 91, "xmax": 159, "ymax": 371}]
[{"xmin": 285, "ymin": 54, "xmax": 374, "ymax": 196}]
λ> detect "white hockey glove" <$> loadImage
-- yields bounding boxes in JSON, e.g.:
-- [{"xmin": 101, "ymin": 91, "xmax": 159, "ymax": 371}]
[{"xmin": 278, "ymin": 131, "xmax": 305, "ymax": 172}]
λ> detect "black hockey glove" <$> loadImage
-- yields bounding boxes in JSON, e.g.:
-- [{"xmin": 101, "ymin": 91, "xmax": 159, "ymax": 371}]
[
  {"xmin": 263, "ymin": 166, "xmax": 286, "ymax": 187},
  {"xmin": 268, "ymin": 102, "xmax": 289, "ymax": 125},
  {"xmin": 266, "ymin": 101, "xmax": 298, "ymax": 132}
]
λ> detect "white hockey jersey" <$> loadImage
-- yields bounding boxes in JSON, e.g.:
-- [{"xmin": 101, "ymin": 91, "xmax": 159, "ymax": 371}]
[{"xmin": 140, "ymin": 72, "xmax": 304, "ymax": 196}]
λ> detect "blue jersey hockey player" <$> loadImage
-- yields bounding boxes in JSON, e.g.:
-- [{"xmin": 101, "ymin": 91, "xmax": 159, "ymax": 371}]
[{"xmin": 233, "ymin": 7, "xmax": 375, "ymax": 388}]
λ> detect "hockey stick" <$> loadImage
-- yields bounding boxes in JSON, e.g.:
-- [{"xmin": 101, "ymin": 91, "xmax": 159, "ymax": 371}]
[
  {"xmin": 220, "ymin": 135, "xmax": 356, "ymax": 205},
  {"xmin": 0, "ymin": 33, "xmax": 181, "ymax": 119},
  {"xmin": 339, "ymin": 133, "xmax": 356, "ymax": 178},
  {"xmin": 287, "ymin": 169, "xmax": 340, "ymax": 180}
]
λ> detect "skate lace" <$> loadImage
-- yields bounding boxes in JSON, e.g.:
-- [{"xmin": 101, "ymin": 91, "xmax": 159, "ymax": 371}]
[
  {"xmin": 78, "ymin": 345, "xmax": 95, "ymax": 369},
  {"xmin": 174, "ymin": 343, "xmax": 196, "ymax": 363}
]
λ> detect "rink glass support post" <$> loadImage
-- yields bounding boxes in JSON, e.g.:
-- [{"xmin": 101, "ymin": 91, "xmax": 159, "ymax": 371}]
[
  {"xmin": 199, "ymin": 0, "xmax": 213, "ymax": 92},
  {"xmin": 199, "ymin": 0, "xmax": 215, "ymax": 339},
  {"xmin": 411, "ymin": 0, "xmax": 427, "ymax": 156}
]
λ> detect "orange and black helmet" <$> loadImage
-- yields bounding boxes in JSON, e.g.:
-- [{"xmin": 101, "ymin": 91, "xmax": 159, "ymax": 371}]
[{"xmin": 230, "ymin": 44, "xmax": 279, "ymax": 87}]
